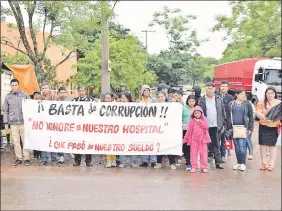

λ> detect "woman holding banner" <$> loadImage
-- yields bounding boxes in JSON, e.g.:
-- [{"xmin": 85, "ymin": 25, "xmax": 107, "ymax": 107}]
[
  {"xmin": 118, "ymin": 92, "xmax": 139, "ymax": 168},
  {"xmin": 154, "ymin": 91, "xmax": 177, "ymax": 170},
  {"xmin": 104, "ymin": 92, "xmax": 118, "ymax": 168},
  {"xmin": 137, "ymin": 85, "xmax": 157, "ymax": 168}
]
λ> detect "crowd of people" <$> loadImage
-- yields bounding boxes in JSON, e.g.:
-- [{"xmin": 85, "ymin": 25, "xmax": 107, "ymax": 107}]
[{"xmin": 1, "ymin": 79, "xmax": 281, "ymax": 173}]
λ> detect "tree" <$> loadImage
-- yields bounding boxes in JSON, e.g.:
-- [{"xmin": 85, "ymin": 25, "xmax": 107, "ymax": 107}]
[
  {"xmin": 147, "ymin": 6, "xmax": 208, "ymax": 85},
  {"xmin": 2, "ymin": 52, "xmax": 31, "ymax": 65},
  {"xmin": 1, "ymin": 1, "xmax": 112, "ymax": 83},
  {"xmin": 76, "ymin": 35, "xmax": 157, "ymax": 98},
  {"xmin": 212, "ymin": 1, "xmax": 281, "ymax": 62},
  {"xmin": 149, "ymin": 6, "xmax": 203, "ymax": 52}
]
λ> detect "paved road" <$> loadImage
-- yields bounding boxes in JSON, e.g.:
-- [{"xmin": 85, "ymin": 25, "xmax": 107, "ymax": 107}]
[{"xmin": 1, "ymin": 126, "xmax": 281, "ymax": 210}]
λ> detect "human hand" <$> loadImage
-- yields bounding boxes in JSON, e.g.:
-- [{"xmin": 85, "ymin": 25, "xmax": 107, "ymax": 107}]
[
  {"xmin": 220, "ymin": 127, "xmax": 225, "ymax": 135},
  {"xmin": 248, "ymin": 130, "xmax": 252, "ymax": 135},
  {"xmin": 5, "ymin": 125, "xmax": 10, "ymax": 134}
]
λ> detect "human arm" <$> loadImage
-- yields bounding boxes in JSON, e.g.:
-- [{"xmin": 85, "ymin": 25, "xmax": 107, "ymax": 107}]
[
  {"xmin": 198, "ymin": 117, "xmax": 209, "ymax": 130},
  {"xmin": 221, "ymin": 98, "xmax": 227, "ymax": 134},
  {"xmin": 2, "ymin": 96, "xmax": 10, "ymax": 131},
  {"xmin": 247, "ymin": 101, "xmax": 254, "ymax": 132},
  {"xmin": 183, "ymin": 121, "xmax": 192, "ymax": 145},
  {"xmin": 255, "ymin": 101, "xmax": 266, "ymax": 120}
]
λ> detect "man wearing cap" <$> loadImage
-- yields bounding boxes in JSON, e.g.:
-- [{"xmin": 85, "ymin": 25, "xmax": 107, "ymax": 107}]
[
  {"xmin": 217, "ymin": 81, "xmax": 234, "ymax": 161},
  {"xmin": 198, "ymin": 82, "xmax": 226, "ymax": 169}
]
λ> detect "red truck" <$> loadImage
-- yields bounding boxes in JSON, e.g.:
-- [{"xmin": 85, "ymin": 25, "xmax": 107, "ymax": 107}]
[{"xmin": 214, "ymin": 57, "xmax": 281, "ymax": 104}]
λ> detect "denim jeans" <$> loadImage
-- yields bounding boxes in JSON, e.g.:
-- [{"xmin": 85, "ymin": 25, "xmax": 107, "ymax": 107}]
[
  {"xmin": 246, "ymin": 133, "xmax": 253, "ymax": 155},
  {"xmin": 119, "ymin": 155, "xmax": 138, "ymax": 164},
  {"xmin": 41, "ymin": 151, "xmax": 57, "ymax": 162},
  {"xmin": 233, "ymin": 138, "xmax": 247, "ymax": 164},
  {"xmin": 141, "ymin": 155, "xmax": 157, "ymax": 163}
]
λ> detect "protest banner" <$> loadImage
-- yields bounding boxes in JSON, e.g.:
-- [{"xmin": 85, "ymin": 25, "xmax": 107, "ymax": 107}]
[{"xmin": 22, "ymin": 99, "xmax": 182, "ymax": 155}]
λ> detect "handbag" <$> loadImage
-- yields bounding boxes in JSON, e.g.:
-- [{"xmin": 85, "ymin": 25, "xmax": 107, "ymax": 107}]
[
  {"xmin": 230, "ymin": 101, "xmax": 247, "ymax": 139},
  {"xmin": 225, "ymin": 134, "xmax": 233, "ymax": 150},
  {"xmin": 233, "ymin": 125, "xmax": 247, "ymax": 138}
]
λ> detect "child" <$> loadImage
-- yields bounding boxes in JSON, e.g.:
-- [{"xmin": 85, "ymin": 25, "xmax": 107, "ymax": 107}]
[
  {"xmin": 183, "ymin": 106, "xmax": 211, "ymax": 173},
  {"xmin": 104, "ymin": 92, "xmax": 117, "ymax": 168}
]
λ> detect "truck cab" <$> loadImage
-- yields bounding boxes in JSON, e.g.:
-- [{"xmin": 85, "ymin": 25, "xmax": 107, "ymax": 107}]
[{"xmin": 252, "ymin": 58, "xmax": 281, "ymax": 104}]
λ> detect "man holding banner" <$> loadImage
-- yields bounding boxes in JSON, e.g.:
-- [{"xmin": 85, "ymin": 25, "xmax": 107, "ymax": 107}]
[
  {"xmin": 72, "ymin": 86, "xmax": 93, "ymax": 167},
  {"xmin": 37, "ymin": 83, "xmax": 58, "ymax": 166}
]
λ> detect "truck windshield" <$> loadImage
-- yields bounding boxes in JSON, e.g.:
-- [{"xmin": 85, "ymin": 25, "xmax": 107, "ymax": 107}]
[{"xmin": 264, "ymin": 69, "xmax": 282, "ymax": 85}]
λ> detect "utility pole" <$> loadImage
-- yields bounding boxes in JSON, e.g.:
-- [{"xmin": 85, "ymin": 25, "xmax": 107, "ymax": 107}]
[
  {"xmin": 101, "ymin": 1, "xmax": 110, "ymax": 94},
  {"xmin": 101, "ymin": 19, "xmax": 110, "ymax": 94},
  {"xmin": 141, "ymin": 30, "xmax": 156, "ymax": 51},
  {"xmin": 101, "ymin": 1, "xmax": 118, "ymax": 94}
]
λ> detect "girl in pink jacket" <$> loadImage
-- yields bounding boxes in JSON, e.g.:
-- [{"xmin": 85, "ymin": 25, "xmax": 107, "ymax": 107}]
[{"xmin": 183, "ymin": 106, "xmax": 211, "ymax": 173}]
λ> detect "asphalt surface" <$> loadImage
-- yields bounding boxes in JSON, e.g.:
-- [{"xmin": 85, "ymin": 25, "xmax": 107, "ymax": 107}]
[{"xmin": 1, "ymin": 125, "xmax": 281, "ymax": 210}]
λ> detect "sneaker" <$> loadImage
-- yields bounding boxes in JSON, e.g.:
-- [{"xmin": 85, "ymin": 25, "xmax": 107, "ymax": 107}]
[
  {"xmin": 240, "ymin": 164, "xmax": 246, "ymax": 171},
  {"xmin": 185, "ymin": 164, "xmax": 192, "ymax": 171},
  {"xmin": 151, "ymin": 162, "xmax": 157, "ymax": 168},
  {"xmin": 58, "ymin": 156, "xmax": 65, "ymax": 164},
  {"xmin": 233, "ymin": 164, "xmax": 241, "ymax": 170},
  {"xmin": 12, "ymin": 159, "xmax": 23, "ymax": 166},
  {"xmin": 221, "ymin": 157, "xmax": 226, "ymax": 163},
  {"xmin": 170, "ymin": 164, "xmax": 177, "ymax": 170},
  {"xmin": 86, "ymin": 162, "xmax": 93, "ymax": 167},
  {"xmin": 202, "ymin": 169, "xmax": 208, "ymax": 173},
  {"xmin": 190, "ymin": 168, "xmax": 197, "ymax": 173},
  {"xmin": 40, "ymin": 161, "xmax": 48, "ymax": 166},
  {"xmin": 0, "ymin": 145, "xmax": 4, "ymax": 149},
  {"xmin": 111, "ymin": 160, "xmax": 117, "ymax": 167},
  {"xmin": 24, "ymin": 160, "xmax": 31, "ymax": 166},
  {"xmin": 119, "ymin": 163, "xmax": 125, "ymax": 168},
  {"xmin": 132, "ymin": 163, "xmax": 138, "ymax": 168},
  {"xmin": 154, "ymin": 163, "xmax": 162, "ymax": 169},
  {"xmin": 248, "ymin": 155, "xmax": 254, "ymax": 160},
  {"xmin": 73, "ymin": 162, "xmax": 81, "ymax": 167},
  {"xmin": 106, "ymin": 161, "xmax": 112, "ymax": 168}
]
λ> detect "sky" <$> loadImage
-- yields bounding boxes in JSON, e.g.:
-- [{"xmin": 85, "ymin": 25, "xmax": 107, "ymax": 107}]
[
  {"xmin": 2, "ymin": 1, "xmax": 232, "ymax": 59},
  {"xmin": 113, "ymin": 1, "xmax": 232, "ymax": 59}
]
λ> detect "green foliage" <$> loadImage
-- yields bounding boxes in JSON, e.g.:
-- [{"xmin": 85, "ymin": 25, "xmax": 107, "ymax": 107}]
[
  {"xmin": 147, "ymin": 6, "xmax": 214, "ymax": 85},
  {"xmin": 213, "ymin": 1, "xmax": 281, "ymax": 62},
  {"xmin": 149, "ymin": 6, "xmax": 202, "ymax": 52},
  {"xmin": 2, "ymin": 52, "xmax": 31, "ymax": 65},
  {"xmin": 76, "ymin": 35, "xmax": 157, "ymax": 98},
  {"xmin": 1, "ymin": 0, "xmax": 113, "ymax": 83}
]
